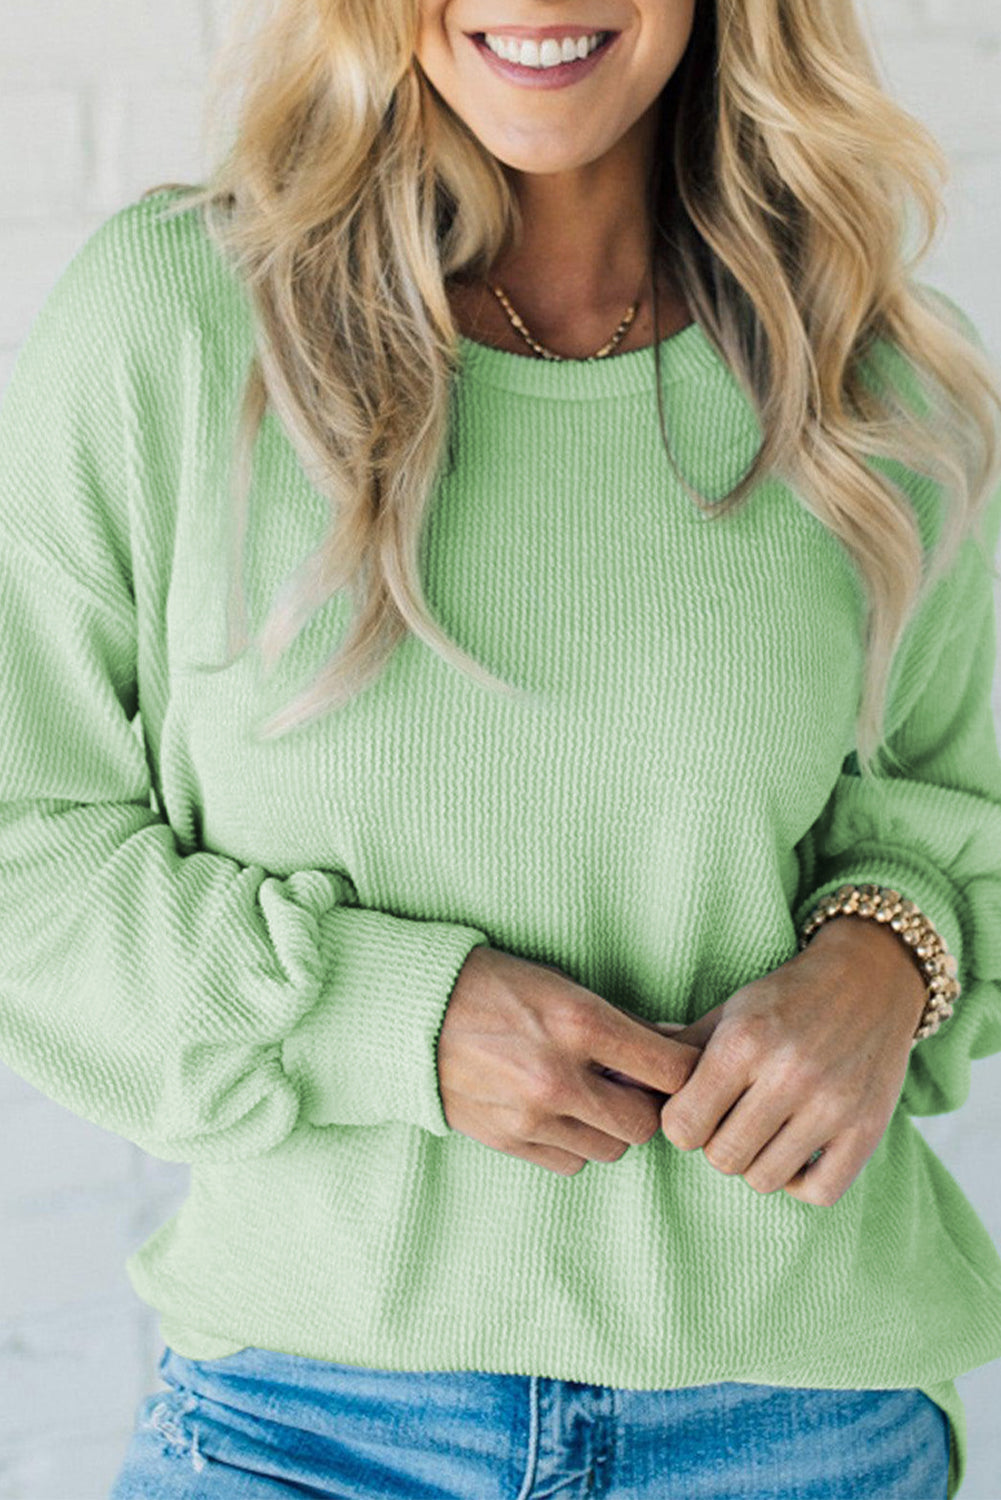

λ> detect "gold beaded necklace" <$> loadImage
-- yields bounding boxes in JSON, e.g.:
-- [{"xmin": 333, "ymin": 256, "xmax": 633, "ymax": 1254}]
[{"xmin": 486, "ymin": 273, "xmax": 647, "ymax": 361}]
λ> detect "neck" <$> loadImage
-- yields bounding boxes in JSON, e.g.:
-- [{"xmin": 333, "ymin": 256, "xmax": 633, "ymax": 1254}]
[
  {"xmin": 487, "ymin": 105, "xmax": 661, "ymax": 325},
  {"xmin": 447, "ymin": 261, "xmax": 691, "ymax": 360}
]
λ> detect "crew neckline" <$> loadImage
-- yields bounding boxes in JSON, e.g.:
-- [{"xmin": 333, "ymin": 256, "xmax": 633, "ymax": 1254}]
[{"xmin": 455, "ymin": 318, "xmax": 719, "ymax": 399}]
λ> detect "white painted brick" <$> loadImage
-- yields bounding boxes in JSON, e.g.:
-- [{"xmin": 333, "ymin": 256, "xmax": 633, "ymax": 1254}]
[
  {"xmin": 0, "ymin": 1428, "xmax": 139, "ymax": 1500},
  {"xmin": 0, "ymin": 92, "xmax": 86, "ymax": 218},
  {"xmin": 207, "ymin": 0, "xmax": 241, "ymax": 56},
  {"xmin": 92, "ymin": 82, "xmax": 212, "ymax": 213},
  {"xmin": 0, "ymin": 219, "xmax": 107, "ymax": 349},
  {"xmin": 865, "ymin": 0, "xmax": 925, "ymax": 37},
  {"xmin": 0, "ymin": 1062, "xmax": 49, "ymax": 1109},
  {"xmin": 0, "ymin": 0, "xmax": 205, "ymax": 86},
  {"xmin": 917, "ymin": 155, "xmax": 1001, "ymax": 361},
  {"xmin": 955, "ymin": 1365, "xmax": 1001, "ymax": 1500},
  {"xmin": 135, "ymin": 1150, "xmax": 190, "ymax": 1201},
  {"xmin": 877, "ymin": 36, "xmax": 1001, "ymax": 157},
  {"xmin": 869, "ymin": 0, "xmax": 1001, "ymax": 33},
  {"xmin": 0, "ymin": 1306, "xmax": 145, "ymax": 1444},
  {"xmin": 921, "ymin": 0, "xmax": 1001, "ymax": 34},
  {"xmin": 0, "ymin": 1095, "xmax": 134, "ymax": 1203},
  {"xmin": 0, "ymin": 1204, "xmax": 134, "ymax": 1320}
]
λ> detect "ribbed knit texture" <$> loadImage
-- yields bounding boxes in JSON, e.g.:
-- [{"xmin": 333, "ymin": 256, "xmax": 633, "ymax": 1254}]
[{"xmin": 2, "ymin": 189, "xmax": 1001, "ymax": 1498}]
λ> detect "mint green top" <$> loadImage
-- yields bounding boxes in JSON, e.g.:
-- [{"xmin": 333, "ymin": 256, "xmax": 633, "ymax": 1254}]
[{"xmin": 2, "ymin": 188, "xmax": 1001, "ymax": 1498}]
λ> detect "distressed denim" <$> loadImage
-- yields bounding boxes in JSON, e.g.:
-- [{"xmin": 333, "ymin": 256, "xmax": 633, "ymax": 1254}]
[{"xmin": 108, "ymin": 1343, "xmax": 950, "ymax": 1498}]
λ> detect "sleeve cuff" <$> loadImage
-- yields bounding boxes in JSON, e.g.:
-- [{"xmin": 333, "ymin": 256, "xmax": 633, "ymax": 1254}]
[
  {"xmin": 791, "ymin": 845, "xmax": 965, "ymax": 981},
  {"xmin": 280, "ymin": 905, "xmax": 490, "ymax": 1137}
]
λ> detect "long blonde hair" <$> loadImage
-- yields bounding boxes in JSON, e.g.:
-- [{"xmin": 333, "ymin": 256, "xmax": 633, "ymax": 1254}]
[{"xmin": 143, "ymin": 0, "xmax": 1001, "ymax": 776}]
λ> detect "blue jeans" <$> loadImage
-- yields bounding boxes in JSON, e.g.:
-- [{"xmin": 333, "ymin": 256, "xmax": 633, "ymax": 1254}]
[{"xmin": 108, "ymin": 1344, "xmax": 950, "ymax": 1498}]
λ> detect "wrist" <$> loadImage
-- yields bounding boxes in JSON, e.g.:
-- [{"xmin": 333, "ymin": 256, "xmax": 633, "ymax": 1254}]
[
  {"xmin": 805, "ymin": 912, "xmax": 928, "ymax": 1031},
  {"xmin": 798, "ymin": 883, "xmax": 961, "ymax": 1046}
]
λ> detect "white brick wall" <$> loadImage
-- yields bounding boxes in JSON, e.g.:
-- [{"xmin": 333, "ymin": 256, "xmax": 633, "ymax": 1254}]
[{"xmin": 0, "ymin": 2, "xmax": 999, "ymax": 1496}]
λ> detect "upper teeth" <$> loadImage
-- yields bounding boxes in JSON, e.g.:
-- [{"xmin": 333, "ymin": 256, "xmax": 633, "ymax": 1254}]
[{"xmin": 483, "ymin": 31, "xmax": 607, "ymax": 67}]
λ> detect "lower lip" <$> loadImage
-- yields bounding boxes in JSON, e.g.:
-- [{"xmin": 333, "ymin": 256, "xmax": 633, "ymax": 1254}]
[{"xmin": 469, "ymin": 31, "xmax": 619, "ymax": 89}]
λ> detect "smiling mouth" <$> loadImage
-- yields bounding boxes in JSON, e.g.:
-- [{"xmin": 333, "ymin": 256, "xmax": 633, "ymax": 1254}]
[
  {"xmin": 470, "ymin": 30, "xmax": 615, "ymax": 49},
  {"xmin": 467, "ymin": 29, "xmax": 619, "ymax": 79}
]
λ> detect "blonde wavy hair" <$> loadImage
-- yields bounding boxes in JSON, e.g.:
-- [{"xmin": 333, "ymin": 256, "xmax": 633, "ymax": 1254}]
[{"xmin": 143, "ymin": 0, "xmax": 1001, "ymax": 776}]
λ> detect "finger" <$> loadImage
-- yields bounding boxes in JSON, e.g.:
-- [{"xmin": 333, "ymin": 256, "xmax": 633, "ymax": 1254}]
[
  {"xmin": 658, "ymin": 1006, "xmax": 724, "ymax": 1051},
  {"xmin": 699, "ymin": 1090, "xmax": 793, "ymax": 1178},
  {"xmin": 659, "ymin": 1046, "xmax": 749, "ymax": 1153},
  {"xmin": 741, "ymin": 1115, "xmax": 837, "ymax": 1199},
  {"xmin": 565, "ymin": 1073, "xmax": 669, "ymax": 1150},
  {"xmin": 615, "ymin": 1011, "xmax": 690, "ymax": 1043},
  {"xmin": 528, "ymin": 1108, "xmax": 635, "ymax": 1165},
  {"xmin": 597, "ymin": 1015, "xmax": 702, "ymax": 1097},
  {"xmin": 595, "ymin": 1065, "xmax": 663, "ymax": 1090},
  {"xmin": 780, "ymin": 1126, "xmax": 877, "ymax": 1207},
  {"xmin": 593, "ymin": 1026, "xmax": 690, "ymax": 1091}
]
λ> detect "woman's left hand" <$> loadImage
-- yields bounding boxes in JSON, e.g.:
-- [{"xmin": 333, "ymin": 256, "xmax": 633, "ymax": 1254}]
[{"xmin": 649, "ymin": 918, "xmax": 929, "ymax": 1206}]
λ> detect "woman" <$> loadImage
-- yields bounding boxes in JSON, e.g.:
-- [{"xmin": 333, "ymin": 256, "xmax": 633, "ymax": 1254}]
[{"xmin": 1, "ymin": 0, "xmax": 1000, "ymax": 1495}]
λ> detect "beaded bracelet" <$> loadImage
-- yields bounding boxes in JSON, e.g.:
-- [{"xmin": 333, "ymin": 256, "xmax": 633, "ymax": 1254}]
[{"xmin": 798, "ymin": 883, "xmax": 961, "ymax": 1048}]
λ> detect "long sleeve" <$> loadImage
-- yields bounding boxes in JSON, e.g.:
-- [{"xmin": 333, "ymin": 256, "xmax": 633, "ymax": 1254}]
[
  {"xmin": 791, "ymin": 464, "xmax": 1001, "ymax": 1118},
  {"xmin": 0, "ymin": 211, "xmax": 489, "ymax": 1164}
]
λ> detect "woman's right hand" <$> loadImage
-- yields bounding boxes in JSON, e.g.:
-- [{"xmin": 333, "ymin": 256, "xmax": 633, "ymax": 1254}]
[{"xmin": 436, "ymin": 946, "xmax": 701, "ymax": 1177}]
